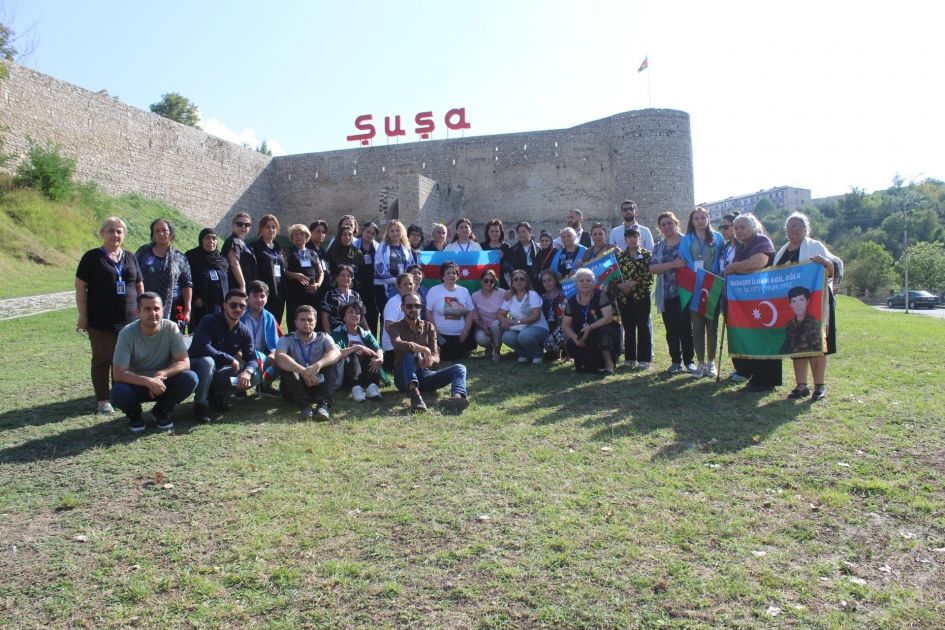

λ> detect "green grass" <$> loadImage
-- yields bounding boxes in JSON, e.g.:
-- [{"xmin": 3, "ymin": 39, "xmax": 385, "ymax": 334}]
[
  {"xmin": 0, "ymin": 183, "xmax": 204, "ymax": 298},
  {"xmin": 0, "ymin": 297, "xmax": 943, "ymax": 628}
]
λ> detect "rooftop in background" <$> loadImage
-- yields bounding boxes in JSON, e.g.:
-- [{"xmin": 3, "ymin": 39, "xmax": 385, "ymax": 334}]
[{"xmin": 701, "ymin": 186, "xmax": 811, "ymax": 221}]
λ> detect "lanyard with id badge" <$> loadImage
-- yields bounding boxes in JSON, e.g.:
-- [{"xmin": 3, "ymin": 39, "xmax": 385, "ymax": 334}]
[{"xmin": 102, "ymin": 248, "xmax": 127, "ymax": 295}]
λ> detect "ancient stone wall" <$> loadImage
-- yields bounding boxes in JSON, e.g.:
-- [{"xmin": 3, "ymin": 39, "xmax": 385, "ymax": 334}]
[{"xmin": 0, "ymin": 63, "xmax": 274, "ymax": 229}]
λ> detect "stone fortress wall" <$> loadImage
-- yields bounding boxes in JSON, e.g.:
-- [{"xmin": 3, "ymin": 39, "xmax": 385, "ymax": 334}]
[{"xmin": 0, "ymin": 62, "xmax": 694, "ymax": 240}]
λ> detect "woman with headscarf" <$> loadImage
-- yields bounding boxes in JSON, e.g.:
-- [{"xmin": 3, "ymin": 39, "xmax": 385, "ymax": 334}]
[{"xmin": 186, "ymin": 228, "xmax": 229, "ymax": 332}]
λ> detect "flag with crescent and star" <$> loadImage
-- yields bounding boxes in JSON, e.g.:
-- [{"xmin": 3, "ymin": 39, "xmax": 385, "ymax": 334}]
[
  {"xmin": 691, "ymin": 269, "xmax": 723, "ymax": 320},
  {"xmin": 418, "ymin": 250, "xmax": 501, "ymax": 292},
  {"xmin": 725, "ymin": 261, "xmax": 827, "ymax": 359},
  {"xmin": 561, "ymin": 249, "xmax": 623, "ymax": 299}
]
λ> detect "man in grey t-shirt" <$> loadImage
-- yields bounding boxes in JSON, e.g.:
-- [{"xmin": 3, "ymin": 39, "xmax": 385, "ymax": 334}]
[
  {"xmin": 275, "ymin": 305, "xmax": 341, "ymax": 420},
  {"xmin": 112, "ymin": 292, "xmax": 198, "ymax": 432}
]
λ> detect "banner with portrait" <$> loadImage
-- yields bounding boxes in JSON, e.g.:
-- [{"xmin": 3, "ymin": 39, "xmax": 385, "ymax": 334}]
[{"xmin": 725, "ymin": 261, "xmax": 828, "ymax": 359}]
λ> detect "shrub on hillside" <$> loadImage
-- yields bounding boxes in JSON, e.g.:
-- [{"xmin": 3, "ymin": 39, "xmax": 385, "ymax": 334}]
[{"xmin": 14, "ymin": 141, "xmax": 76, "ymax": 201}]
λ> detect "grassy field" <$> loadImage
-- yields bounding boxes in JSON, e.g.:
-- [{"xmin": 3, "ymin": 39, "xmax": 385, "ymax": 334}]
[
  {"xmin": 0, "ymin": 184, "xmax": 204, "ymax": 299},
  {"xmin": 0, "ymin": 297, "xmax": 942, "ymax": 628}
]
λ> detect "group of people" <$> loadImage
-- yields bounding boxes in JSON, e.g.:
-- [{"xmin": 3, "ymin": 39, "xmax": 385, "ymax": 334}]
[{"xmin": 75, "ymin": 200, "xmax": 841, "ymax": 432}]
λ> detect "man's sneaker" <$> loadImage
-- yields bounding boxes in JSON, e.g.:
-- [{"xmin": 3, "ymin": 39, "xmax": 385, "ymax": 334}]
[
  {"xmin": 352, "ymin": 385, "xmax": 366, "ymax": 403},
  {"xmin": 97, "ymin": 402, "xmax": 115, "ymax": 415},
  {"xmin": 299, "ymin": 404, "xmax": 314, "ymax": 420},
  {"xmin": 637, "ymin": 362, "xmax": 650, "ymax": 370},
  {"xmin": 623, "ymin": 360, "xmax": 636, "ymax": 369},
  {"xmin": 409, "ymin": 388, "xmax": 427, "ymax": 412},
  {"xmin": 193, "ymin": 403, "xmax": 212, "ymax": 424},
  {"xmin": 128, "ymin": 414, "xmax": 146, "ymax": 433},
  {"xmin": 532, "ymin": 357, "xmax": 543, "ymax": 365},
  {"xmin": 517, "ymin": 356, "xmax": 529, "ymax": 363},
  {"xmin": 314, "ymin": 403, "xmax": 331, "ymax": 421},
  {"xmin": 686, "ymin": 362, "xmax": 698, "ymax": 374},
  {"xmin": 706, "ymin": 362, "xmax": 717, "ymax": 377},
  {"xmin": 152, "ymin": 408, "xmax": 174, "ymax": 431},
  {"xmin": 691, "ymin": 362, "xmax": 706, "ymax": 378},
  {"xmin": 365, "ymin": 383, "xmax": 382, "ymax": 399},
  {"xmin": 667, "ymin": 363, "xmax": 683, "ymax": 374},
  {"xmin": 729, "ymin": 371, "xmax": 748, "ymax": 383},
  {"xmin": 440, "ymin": 396, "xmax": 470, "ymax": 413}
]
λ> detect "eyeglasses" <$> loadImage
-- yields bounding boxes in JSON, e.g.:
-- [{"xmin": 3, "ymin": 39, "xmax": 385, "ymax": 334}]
[
  {"xmin": 482, "ymin": 278, "xmax": 496, "ymax": 284},
  {"xmin": 403, "ymin": 303, "xmax": 422, "ymax": 310},
  {"xmin": 235, "ymin": 221, "xmax": 251, "ymax": 228},
  {"xmin": 512, "ymin": 277, "xmax": 527, "ymax": 282},
  {"xmin": 226, "ymin": 302, "xmax": 247, "ymax": 310},
  {"xmin": 719, "ymin": 224, "xmax": 733, "ymax": 230}
]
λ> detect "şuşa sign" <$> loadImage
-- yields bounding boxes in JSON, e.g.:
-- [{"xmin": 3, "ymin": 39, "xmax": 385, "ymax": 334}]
[{"xmin": 347, "ymin": 108, "xmax": 471, "ymax": 145}]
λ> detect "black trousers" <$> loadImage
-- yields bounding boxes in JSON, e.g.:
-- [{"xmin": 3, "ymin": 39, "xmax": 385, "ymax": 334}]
[
  {"xmin": 340, "ymin": 353, "xmax": 382, "ymax": 388},
  {"xmin": 661, "ymin": 297, "xmax": 694, "ymax": 365},
  {"xmin": 618, "ymin": 296, "xmax": 652, "ymax": 363}
]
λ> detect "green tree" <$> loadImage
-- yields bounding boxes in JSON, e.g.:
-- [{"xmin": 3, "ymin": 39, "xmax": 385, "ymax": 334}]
[
  {"xmin": 256, "ymin": 139, "xmax": 272, "ymax": 156},
  {"xmin": 753, "ymin": 197, "xmax": 776, "ymax": 216},
  {"xmin": 846, "ymin": 241, "xmax": 896, "ymax": 296},
  {"xmin": 149, "ymin": 92, "xmax": 200, "ymax": 127},
  {"xmin": 14, "ymin": 140, "xmax": 76, "ymax": 200},
  {"xmin": 898, "ymin": 242, "xmax": 945, "ymax": 294}
]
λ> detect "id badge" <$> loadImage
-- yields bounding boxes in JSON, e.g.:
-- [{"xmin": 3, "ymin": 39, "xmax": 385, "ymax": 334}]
[
  {"xmin": 300, "ymin": 258, "xmax": 312, "ymax": 268},
  {"xmin": 115, "ymin": 280, "xmax": 127, "ymax": 295},
  {"xmin": 273, "ymin": 264, "xmax": 282, "ymax": 279},
  {"xmin": 209, "ymin": 269, "xmax": 219, "ymax": 282},
  {"xmin": 565, "ymin": 259, "xmax": 573, "ymax": 270},
  {"xmin": 694, "ymin": 260, "xmax": 705, "ymax": 271},
  {"xmin": 363, "ymin": 254, "xmax": 373, "ymax": 265}
]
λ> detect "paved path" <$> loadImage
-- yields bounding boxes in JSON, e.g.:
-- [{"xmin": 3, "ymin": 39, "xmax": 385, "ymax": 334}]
[
  {"xmin": 871, "ymin": 304, "xmax": 945, "ymax": 320},
  {"xmin": 0, "ymin": 291, "xmax": 74, "ymax": 321}
]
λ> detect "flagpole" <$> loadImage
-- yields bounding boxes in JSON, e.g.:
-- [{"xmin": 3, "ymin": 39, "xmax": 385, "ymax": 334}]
[
  {"xmin": 647, "ymin": 56, "xmax": 652, "ymax": 107},
  {"xmin": 716, "ymin": 314, "xmax": 726, "ymax": 383}
]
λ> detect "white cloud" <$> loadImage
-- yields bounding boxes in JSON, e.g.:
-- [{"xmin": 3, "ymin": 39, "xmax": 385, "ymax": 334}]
[{"xmin": 198, "ymin": 114, "xmax": 287, "ymax": 156}]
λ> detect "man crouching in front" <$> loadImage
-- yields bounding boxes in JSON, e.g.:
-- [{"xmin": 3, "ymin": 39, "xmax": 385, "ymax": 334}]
[{"xmin": 274, "ymin": 305, "xmax": 341, "ymax": 420}]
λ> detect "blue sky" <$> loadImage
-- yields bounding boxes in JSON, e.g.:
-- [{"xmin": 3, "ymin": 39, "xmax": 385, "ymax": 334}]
[{"xmin": 8, "ymin": 0, "xmax": 944, "ymax": 203}]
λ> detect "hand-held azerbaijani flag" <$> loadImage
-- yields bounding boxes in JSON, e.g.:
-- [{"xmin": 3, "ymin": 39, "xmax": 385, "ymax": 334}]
[
  {"xmin": 561, "ymin": 249, "xmax": 622, "ymax": 299},
  {"xmin": 418, "ymin": 250, "xmax": 500, "ymax": 292},
  {"xmin": 676, "ymin": 266, "xmax": 697, "ymax": 311},
  {"xmin": 691, "ymin": 269, "xmax": 723, "ymax": 320},
  {"xmin": 726, "ymin": 261, "xmax": 827, "ymax": 359},
  {"xmin": 638, "ymin": 56, "xmax": 648, "ymax": 72}
]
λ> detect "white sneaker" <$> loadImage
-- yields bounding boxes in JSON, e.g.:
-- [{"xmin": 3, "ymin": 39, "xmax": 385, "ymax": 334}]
[
  {"xmin": 706, "ymin": 362, "xmax": 717, "ymax": 377},
  {"xmin": 637, "ymin": 362, "xmax": 650, "ymax": 370},
  {"xmin": 365, "ymin": 383, "xmax": 382, "ymax": 399},
  {"xmin": 686, "ymin": 362, "xmax": 698, "ymax": 374},
  {"xmin": 96, "ymin": 402, "xmax": 114, "ymax": 415},
  {"xmin": 351, "ymin": 385, "xmax": 366, "ymax": 402},
  {"xmin": 691, "ymin": 362, "xmax": 706, "ymax": 378},
  {"xmin": 517, "ymin": 356, "xmax": 529, "ymax": 363},
  {"xmin": 532, "ymin": 357, "xmax": 543, "ymax": 364},
  {"xmin": 623, "ymin": 360, "xmax": 636, "ymax": 369}
]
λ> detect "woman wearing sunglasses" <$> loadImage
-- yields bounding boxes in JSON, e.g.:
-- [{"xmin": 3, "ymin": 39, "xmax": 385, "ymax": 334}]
[{"xmin": 471, "ymin": 269, "xmax": 505, "ymax": 361}]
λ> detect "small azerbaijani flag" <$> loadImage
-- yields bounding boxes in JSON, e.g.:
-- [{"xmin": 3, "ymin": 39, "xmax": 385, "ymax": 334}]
[
  {"xmin": 561, "ymin": 249, "xmax": 622, "ymax": 298},
  {"xmin": 691, "ymin": 269, "xmax": 724, "ymax": 320},
  {"xmin": 726, "ymin": 261, "xmax": 827, "ymax": 359},
  {"xmin": 638, "ymin": 56, "xmax": 648, "ymax": 73},
  {"xmin": 418, "ymin": 250, "xmax": 501, "ymax": 293},
  {"xmin": 676, "ymin": 266, "xmax": 697, "ymax": 311}
]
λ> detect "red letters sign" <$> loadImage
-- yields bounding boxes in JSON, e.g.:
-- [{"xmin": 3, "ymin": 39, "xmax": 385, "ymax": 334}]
[{"xmin": 347, "ymin": 108, "xmax": 471, "ymax": 145}]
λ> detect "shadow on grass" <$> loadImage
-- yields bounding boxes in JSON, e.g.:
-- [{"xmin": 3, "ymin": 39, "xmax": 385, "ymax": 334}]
[
  {"xmin": 0, "ymin": 397, "xmax": 94, "ymax": 433},
  {"xmin": 466, "ymin": 354, "xmax": 806, "ymax": 458}
]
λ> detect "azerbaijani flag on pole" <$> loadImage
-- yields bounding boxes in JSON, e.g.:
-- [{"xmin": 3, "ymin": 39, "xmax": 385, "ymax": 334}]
[
  {"xmin": 561, "ymin": 249, "xmax": 622, "ymax": 298},
  {"xmin": 638, "ymin": 56, "xmax": 648, "ymax": 72},
  {"xmin": 418, "ymin": 250, "xmax": 501, "ymax": 292},
  {"xmin": 691, "ymin": 269, "xmax": 723, "ymax": 320},
  {"xmin": 726, "ymin": 261, "xmax": 827, "ymax": 359},
  {"xmin": 676, "ymin": 266, "xmax": 697, "ymax": 310}
]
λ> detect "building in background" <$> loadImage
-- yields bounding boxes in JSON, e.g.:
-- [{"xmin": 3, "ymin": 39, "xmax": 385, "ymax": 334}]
[{"xmin": 702, "ymin": 186, "xmax": 811, "ymax": 221}]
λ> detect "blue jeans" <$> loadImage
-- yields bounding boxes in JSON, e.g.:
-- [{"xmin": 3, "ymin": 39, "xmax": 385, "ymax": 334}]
[
  {"xmin": 501, "ymin": 325, "xmax": 549, "ymax": 359},
  {"xmin": 191, "ymin": 356, "xmax": 260, "ymax": 405},
  {"xmin": 395, "ymin": 352, "xmax": 467, "ymax": 397},
  {"xmin": 111, "ymin": 371, "xmax": 199, "ymax": 417}
]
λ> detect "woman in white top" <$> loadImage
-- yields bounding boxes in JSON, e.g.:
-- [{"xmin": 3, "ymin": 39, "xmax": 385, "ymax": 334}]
[
  {"xmin": 445, "ymin": 217, "xmax": 482, "ymax": 252},
  {"xmin": 498, "ymin": 270, "xmax": 549, "ymax": 364},
  {"xmin": 471, "ymin": 269, "xmax": 505, "ymax": 361},
  {"xmin": 425, "ymin": 261, "xmax": 476, "ymax": 360}
]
